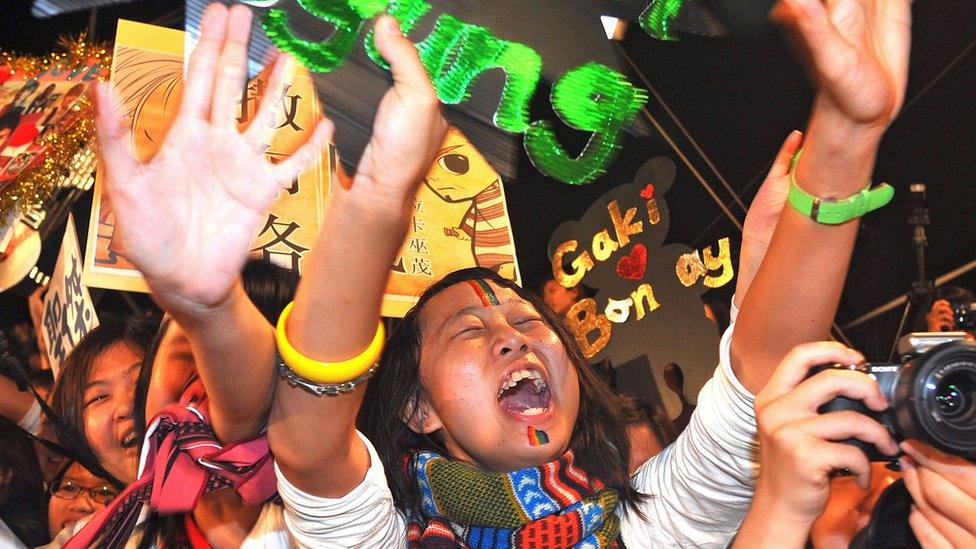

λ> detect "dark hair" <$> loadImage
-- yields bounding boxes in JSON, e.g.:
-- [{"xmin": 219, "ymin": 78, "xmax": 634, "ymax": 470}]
[
  {"xmin": 617, "ymin": 394, "xmax": 679, "ymax": 450},
  {"xmin": 241, "ymin": 258, "xmax": 300, "ymax": 325},
  {"xmin": 49, "ymin": 316, "xmax": 158, "ymax": 488},
  {"xmin": 939, "ymin": 285, "xmax": 974, "ymax": 303},
  {"xmin": 0, "ymin": 417, "xmax": 49, "ymax": 546},
  {"xmin": 133, "ymin": 315, "xmax": 170, "ymax": 439},
  {"xmin": 359, "ymin": 267, "xmax": 639, "ymax": 517}
]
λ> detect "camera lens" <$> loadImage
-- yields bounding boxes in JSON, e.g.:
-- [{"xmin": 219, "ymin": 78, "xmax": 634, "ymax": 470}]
[
  {"xmin": 935, "ymin": 372, "xmax": 976, "ymax": 422},
  {"xmin": 894, "ymin": 340, "xmax": 976, "ymax": 457}
]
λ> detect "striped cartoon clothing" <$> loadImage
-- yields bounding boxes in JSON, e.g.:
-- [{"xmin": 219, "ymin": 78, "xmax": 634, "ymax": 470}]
[{"xmin": 458, "ymin": 181, "xmax": 514, "ymax": 272}]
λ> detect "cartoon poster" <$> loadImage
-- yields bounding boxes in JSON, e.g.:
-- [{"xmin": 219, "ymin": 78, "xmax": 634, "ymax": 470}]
[
  {"xmin": 0, "ymin": 61, "xmax": 99, "ymax": 189},
  {"xmin": 83, "ymin": 20, "xmax": 333, "ymax": 291},
  {"xmin": 42, "ymin": 213, "xmax": 99, "ymax": 377},
  {"xmin": 381, "ymin": 127, "xmax": 522, "ymax": 317}
]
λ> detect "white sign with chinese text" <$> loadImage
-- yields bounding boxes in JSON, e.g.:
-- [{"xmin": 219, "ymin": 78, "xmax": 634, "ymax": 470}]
[{"xmin": 42, "ymin": 213, "xmax": 99, "ymax": 377}]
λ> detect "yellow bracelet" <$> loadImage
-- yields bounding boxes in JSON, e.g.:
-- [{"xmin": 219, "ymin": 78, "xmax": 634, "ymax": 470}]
[{"xmin": 275, "ymin": 302, "xmax": 385, "ymax": 384}]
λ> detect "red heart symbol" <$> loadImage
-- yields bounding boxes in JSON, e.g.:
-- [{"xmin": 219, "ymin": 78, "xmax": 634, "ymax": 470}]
[
  {"xmin": 616, "ymin": 244, "xmax": 647, "ymax": 280},
  {"xmin": 640, "ymin": 183, "xmax": 655, "ymax": 200}
]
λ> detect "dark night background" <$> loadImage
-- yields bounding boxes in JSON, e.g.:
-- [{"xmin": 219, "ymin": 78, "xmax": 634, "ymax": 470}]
[{"xmin": 1, "ymin": 0, "xmax": 974, "ymax": 360}]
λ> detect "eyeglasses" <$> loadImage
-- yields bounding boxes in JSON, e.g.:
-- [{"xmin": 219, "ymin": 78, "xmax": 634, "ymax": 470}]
[{"xmin": 49, "ymin": 480, "xmax": 118, "ymax": 505}]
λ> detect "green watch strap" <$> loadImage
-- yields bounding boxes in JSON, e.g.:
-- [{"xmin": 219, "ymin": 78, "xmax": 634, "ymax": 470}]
[{"xmin": 787, "ymin": 149, "xmax": 894, "ymax": 225}]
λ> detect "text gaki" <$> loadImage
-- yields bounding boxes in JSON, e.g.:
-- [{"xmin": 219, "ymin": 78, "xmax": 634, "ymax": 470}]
[{"xmin": 549, "ymin": 197, "xmax": 733, "ymax": 358}]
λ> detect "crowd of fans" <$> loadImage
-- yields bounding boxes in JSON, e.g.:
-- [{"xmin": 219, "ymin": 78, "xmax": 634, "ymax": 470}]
[{"xmin": 1, "ymin": 0, "xmax": 974, "ymax": 547}]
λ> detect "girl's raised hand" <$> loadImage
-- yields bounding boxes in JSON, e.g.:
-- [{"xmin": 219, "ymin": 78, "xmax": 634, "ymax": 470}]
[
  {"xmin": 771, "ymin": 0, "xmax": 911, "ymax": 131},
  {"xmin": 95, "ymin": 3, "xmax": 333, "ymax": 315},
  {"xmin": 342, "ymin": 15, "xmax": 448, "ymax": 219}
]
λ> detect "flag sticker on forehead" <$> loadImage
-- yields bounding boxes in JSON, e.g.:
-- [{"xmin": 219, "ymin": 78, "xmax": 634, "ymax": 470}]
[{"xmin": 467, "ymin": 279, "xmax": 501, "ymax": 307}]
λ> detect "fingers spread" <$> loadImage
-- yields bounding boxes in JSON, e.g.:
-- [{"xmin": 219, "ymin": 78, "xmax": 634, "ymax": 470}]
[
  {"xmin": 273, "ymin": 117, "xmax": 335, "ymax": 187},
  {"xmin": 180, "ymin": 2, "xmax": 229, "ymax": 120},
  {"xmin": 211, "ymin": 4, "xmax": 254, "ymax": 127},
  {"xmin": 243, "ymin": 54, "xmax": 294, "ymax": 147},
  {"xmin": 770, "ymin": 0, "xmax": 854, "ymax": 85}
]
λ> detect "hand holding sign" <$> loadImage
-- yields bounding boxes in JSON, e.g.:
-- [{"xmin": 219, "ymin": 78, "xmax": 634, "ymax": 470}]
[{"xmin": 93, "ymin": 3, "xmax": 333, "ymax": 315}]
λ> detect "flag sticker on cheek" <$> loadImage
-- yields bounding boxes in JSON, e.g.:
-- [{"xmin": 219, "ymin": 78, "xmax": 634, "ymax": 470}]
[
  {"xmin": 527, "ymin": 426, "xmax": 550, "ymax": 446},
  {"xmin": 467, "ymin": 279, "xmax": 500, "ymax": 307}
]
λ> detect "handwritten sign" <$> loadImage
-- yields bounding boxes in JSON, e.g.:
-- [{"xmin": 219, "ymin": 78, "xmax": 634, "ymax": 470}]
[
  {"xmin": 547, "ymin": 157, "xmax": 733, "ymax": 417},
  {"xmin": 42, "ymin": 213, "xmax": 98, "ymax": 377},
  {"xmin": 382, "ymin": 127, "xmax": 521, "ymax": 317}
]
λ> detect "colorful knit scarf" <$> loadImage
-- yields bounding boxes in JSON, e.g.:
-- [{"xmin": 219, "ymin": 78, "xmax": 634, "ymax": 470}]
[
  {"xmin": 407, "ymin": 450, "xmax": 621, "ymax": 548},
  {"xmin": 64, "ymin": 378, "xmax": 277, "ymax": 549}
]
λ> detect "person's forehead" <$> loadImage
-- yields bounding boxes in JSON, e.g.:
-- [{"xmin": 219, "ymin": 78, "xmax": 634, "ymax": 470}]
[
  {"xmin": 64, "ymin": 463, "xmax": 96, "ymax": 483},
  {"xmin": 423, "ymin": 281, "xmax": 528, "ymax": 320},
  {"xmin": 89, "ymin": 343, "xmax": 141, "ymax": 381}
]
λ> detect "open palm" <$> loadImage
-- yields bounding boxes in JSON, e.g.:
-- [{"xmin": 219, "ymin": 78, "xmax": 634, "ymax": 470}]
[
  {"xmin": 772, "ymin": 0, "xmax": 911, "ymax": 128},
  {"xmin": 95, "ymin": 4, "xmax": 333, "ymax": 312}
]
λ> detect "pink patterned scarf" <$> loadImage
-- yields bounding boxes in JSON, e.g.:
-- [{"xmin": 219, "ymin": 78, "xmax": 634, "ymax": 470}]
[{"xmin": 65, "ymin": 378, "xmax": 276, "ymax": 548}]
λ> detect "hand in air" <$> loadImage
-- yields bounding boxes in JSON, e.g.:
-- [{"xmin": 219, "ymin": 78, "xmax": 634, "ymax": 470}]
[
  {"xmin": 901, "ymin": 440, "xmax": 976, "ymax": 548},
  {"xmin": 752, "ymin": 342, "xmax": 899, "ymax": 524},
  {"xmin": 344, "ymin": 16, "xmax": 448, "ymax": 218},
  {"xmin": 736, "ymin": 130, "xmax": 802, "ymax": 300},
  {"xmin": 95, "ymin": 3, "xmax": 332, "ymax": 313},
  {"xmin": 771, "ymin": 0, "xmax": 911, "ymax": 130}
]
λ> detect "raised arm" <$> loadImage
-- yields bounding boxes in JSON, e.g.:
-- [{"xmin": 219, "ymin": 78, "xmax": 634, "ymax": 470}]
[
  {"xmin": 267, "ymin": 18, "xmax": 446, "ymax": 497},
  {"xmin": 732, "ymin": 0, "xmax": 912, "ymax": 393},
  {"xmin": 93, "ymin": 3, "xmax": 331, "ymax": 442}
]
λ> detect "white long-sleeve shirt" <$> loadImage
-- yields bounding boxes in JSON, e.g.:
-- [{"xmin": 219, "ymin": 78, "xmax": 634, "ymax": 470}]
[{"xmin": 274, "ymin": 308, "xmax": 758, "ymax": 549}]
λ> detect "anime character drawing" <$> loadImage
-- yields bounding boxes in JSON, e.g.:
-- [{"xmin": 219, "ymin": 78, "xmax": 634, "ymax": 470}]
[
  {"xmin": 94, "ymin": 48, "xmax": 182, "ymax": 267},
  {"xmin": 421, "ymin": 127, "xmax": 516, "ymax": 279}
]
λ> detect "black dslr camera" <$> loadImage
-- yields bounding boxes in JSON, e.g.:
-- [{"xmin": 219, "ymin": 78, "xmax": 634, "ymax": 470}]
[{"xmin": 813, "ymin": 333, "xmax": 976, "ymax": 461}]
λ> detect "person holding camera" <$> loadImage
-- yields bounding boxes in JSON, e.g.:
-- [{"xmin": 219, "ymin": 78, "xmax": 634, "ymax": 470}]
[
  {"xmin": 926, "ymin": 286, "xmax": 975, "ymax": 337},
  {"xmin": 734, "ymin": 341, "xmax": 976, "ymax": 548}
]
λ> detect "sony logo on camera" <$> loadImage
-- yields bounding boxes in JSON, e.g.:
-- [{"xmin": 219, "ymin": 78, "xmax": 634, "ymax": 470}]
[{"xmin": 814, "ymin": 332, "xmax": 976, "ymax": 462}]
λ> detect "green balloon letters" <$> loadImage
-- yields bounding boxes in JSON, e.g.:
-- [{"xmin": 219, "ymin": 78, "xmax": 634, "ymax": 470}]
[
  {"xmin": 639, "ymin": 0, "xmax": 686, "ymax": 41},
  {"xmin": 525, "ymin": 63, "xmax": 647, "ymax": 185},
  {"xmin": 415, "ymin": 14, "xmax": 541, "ymax": 133},
  {"xmin": 263, "ymin": 0, "xmax": 648, "ymax": 185},
  {"xmin": 363, "ymin": 0, "xmax": 431, "ymax": 69}
]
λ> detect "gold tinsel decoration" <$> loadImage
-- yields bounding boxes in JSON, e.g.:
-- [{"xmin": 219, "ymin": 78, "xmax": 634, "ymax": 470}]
[{"xmin": 0, "ymin": 35, "xmax": 111, "ymax": 221}]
